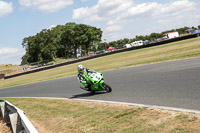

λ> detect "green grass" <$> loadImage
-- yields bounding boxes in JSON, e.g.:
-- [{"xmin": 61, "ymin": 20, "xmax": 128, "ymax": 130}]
[
  {"xmin": 0, "ymin": 69, "xmax": 12, "ymax": 74},
  {"xmin": 1, "ymin": 98, "xmax": 200, "ymax": 133},
  {"xmin": 1, "ymin": 38, "xmax": 200, "ymax": 132},
  {"xmin": 0, "ymin": 37, "xmax": 199, "ymax": 89}
]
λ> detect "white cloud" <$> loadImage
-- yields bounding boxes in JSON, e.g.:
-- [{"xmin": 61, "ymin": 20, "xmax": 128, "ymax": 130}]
[
  {"xmin": 48, "ymin": 24, "xmax": 57, "ymax": 29},
  {"xmin": 73, "ymin": 0, "xmax": 133, "ymax": 20},
  {"xmin": 81, "ymin": 0, "xmax": 90, "ymax": 2},
  {"xmin": 153, "ymin": 0, "xmax": 196, "ymax": 17},
  {"xmin": 0, "ymin": 47, "xmax": 25, "ymax": 65},
  {"xmin": 0, "ymin": 1, "xmax": 13, "ymax": 17},
  {"xmin": 72, "ymin": 6, "xmax": 98, "ymax": 20},
  {"xmin": 72, "ymin": 0, "xmax": 198, "ymax": 42},
  {"xmin": 96, "ymin": 0, "xmax": 133, "ymax": 17},
  {"xmin": 105, "ymin": 25, "xmax": 122, "ymax": 32},
  {"xmin": 104, "ymin": 32, "xmax": 132, "ymax": 42},
  {"xmin": 19, "ymin": 0, "xmax": 74, "ymax": 12}
]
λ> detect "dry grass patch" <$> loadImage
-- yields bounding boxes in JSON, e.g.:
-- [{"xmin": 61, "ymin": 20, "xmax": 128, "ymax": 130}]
[
  {"xmin": 2, "ymin": 98, "xmax": 200, "ymax": 133},
  {"xmin": 0, "ymin": 64, "xmax": 22, "ymax": 75},
  {"xmin": 0, "ymin": 117, "xmax": 12, "ymax": 133}
]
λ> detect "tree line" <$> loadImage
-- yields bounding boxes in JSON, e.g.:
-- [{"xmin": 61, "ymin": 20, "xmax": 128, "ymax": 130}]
[
  {"xmin": 105, "ymin": 25, "xmax": 200, "ymax": 49},
  {"xmin": 21, "ymin": 22, "xmax": 102, "ymax": 65},
  {"xmin": 21, "ymin": 23, "xmax": 200, "ymax": 65}
]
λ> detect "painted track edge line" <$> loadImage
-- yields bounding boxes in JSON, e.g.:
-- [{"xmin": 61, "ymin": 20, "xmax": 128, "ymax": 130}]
[
  {"xmin": 72, "ymin": 98, "xmax": 200, "ymax": 114},
  {"xmin": 1, "ymin": 97, "xmax": 200, "ymax": 114}
]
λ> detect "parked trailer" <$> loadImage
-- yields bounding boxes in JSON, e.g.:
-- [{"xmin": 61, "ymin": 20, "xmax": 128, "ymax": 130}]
[{"xmin": 163, "ymin": 31, "xmax": 179, "ymax": 39}]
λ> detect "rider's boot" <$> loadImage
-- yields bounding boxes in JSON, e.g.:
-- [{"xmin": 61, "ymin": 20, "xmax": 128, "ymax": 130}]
[
  {"xmin": 80, "ymin": 86, "xmax": 90, "ymax": 91},
  {"xmin": 80, "ymin": 86, "xmax": 88, "ymax": 91},
  {"xmin": 80, "ymin": 81, "xmax": 92, "ymax": 91}
]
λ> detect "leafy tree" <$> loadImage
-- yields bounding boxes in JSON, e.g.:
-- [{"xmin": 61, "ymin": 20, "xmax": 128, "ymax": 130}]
[
  {"xmin": 84, "ymin": 26, "xmax": 102, "ymax": 55},
  {"xmin": 149, "ymin": 33, "xmax": 162, "ymax": 40},
  {"xmin": 21, "ymin": 22, "xmax": 102, "ymax": 64},
  {"xmin": 97, "ymin": 42, "xmax": 106, "ymax": 51},
  {"xmin": 60, "ymin": 22, "xmax": 76, "ymax": 58}
]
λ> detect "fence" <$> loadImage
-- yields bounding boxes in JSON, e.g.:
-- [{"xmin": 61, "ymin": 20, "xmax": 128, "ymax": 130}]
[{"xmin": 0, "ymin": 99, "xmax": 38, "ymax": 133}]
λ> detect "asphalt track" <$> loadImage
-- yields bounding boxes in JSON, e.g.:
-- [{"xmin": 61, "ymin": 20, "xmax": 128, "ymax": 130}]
[{"xmin": 0, "ymin": 57, "xmax": 200, "ymax": 111}]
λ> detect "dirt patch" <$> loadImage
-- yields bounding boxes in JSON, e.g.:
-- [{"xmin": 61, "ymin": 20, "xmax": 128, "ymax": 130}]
[
  {"xmin": 29, "ymin": 119, "xmax": 51, "ymax": 133},
  {"xmin": 0, "ymin": 118, "xmax": 12, "ymax": 133}
]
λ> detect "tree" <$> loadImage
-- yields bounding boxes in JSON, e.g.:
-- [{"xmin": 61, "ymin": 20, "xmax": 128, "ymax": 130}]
[
  {"xmin": 149, "ymin": 33, "xmax": 162, "ymax": 40},
  {"xmin": 87, "ymin": 27, "xmax": 102, "ymax": 55},
  {"xmin": 97, "ymin": 42, "xmax": 106, "ymax": 51},
  {"xmin": 60, "ymin": 22, "xmax": 76, "ymax": 58},
  {"xmin": 21, "ymin": 22, "xmax": 103, "ymax": 64}
]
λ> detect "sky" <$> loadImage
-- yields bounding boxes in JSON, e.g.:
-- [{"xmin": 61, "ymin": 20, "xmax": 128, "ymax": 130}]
[{"xmin": 0, "ymin": 0, "xmax": 200, "ymax": 65}]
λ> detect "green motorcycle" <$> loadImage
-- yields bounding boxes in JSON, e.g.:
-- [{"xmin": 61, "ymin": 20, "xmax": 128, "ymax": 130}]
[{"xmin": 79, "ymin": 70, "xmax": 112, "ymax": 93}]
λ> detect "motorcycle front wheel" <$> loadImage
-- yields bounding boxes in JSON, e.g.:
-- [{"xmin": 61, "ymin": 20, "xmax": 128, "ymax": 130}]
[{"xmin": 102, "ymin": 82, "xmax": 112, "ymax": 92}]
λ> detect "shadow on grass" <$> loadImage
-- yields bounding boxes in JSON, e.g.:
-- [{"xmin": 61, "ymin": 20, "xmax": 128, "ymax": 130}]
[{"xmin": 69, "ymin": 91, "xmax": 107, "ymax": 99}]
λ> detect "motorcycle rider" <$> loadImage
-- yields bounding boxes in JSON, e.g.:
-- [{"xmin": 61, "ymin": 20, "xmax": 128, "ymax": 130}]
[{"xmin": 77, "ymin": 65, "xmax": 92, "ymax": 91}]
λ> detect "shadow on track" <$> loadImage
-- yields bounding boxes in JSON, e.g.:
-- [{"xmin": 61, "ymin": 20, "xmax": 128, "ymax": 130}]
[{"xmin": 69, "ymin": 92, "xmax": 107, "ymax": 99}]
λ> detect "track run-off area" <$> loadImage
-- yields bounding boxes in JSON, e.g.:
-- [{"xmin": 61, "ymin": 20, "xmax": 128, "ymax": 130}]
[{"xmin": 0, "ymin": 57, "xmax": 200, "ymax": 112}]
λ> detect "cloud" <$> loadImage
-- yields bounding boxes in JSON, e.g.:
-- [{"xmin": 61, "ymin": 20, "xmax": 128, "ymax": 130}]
[
  {"xmin": 72, "ymin": 0, "xmax": 198, "ymax": 41},
  {"xmin": 81, "ymin": 0, "xmax": 90, "ymax": 2},
  {"xmin": 0, "ymin": 1, "xmax": 13, "ymax": 17},
  {"xmin": 105, "ymin": 25, "xmax": 122, "ymax": 32},
  {"xmin": 19, "ymin": 0, "xmax": 74, "ymax": 12},
  {"xmin": 104, "ymin": 32, "xmax": 132, "ymax": 42},
  {"xmin": 72, "ymin": 6, "xmax": 98, "ymax": 20},
  {"xmin": 73, "ymin": 0, "xmax": 133, "ymax": 21},
  {"xmin": 48, "ymin": 24, "xmax": 57, "ymax": 29},
  {"xmin": 0, "ymin": 47, "xmax": 25, "ymax": 65},
  {"xmin": 74, "ymin": 0, "xmax": 196, "ymax": 22}
]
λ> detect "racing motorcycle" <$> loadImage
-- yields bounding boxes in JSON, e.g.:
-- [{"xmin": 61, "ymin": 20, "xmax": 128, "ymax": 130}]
[{"xmin": 79, "ymin": 70, "xmax": 112, "ymax": 93}]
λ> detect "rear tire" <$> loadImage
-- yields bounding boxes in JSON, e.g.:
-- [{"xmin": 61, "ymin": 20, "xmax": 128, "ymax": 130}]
[{"xmin": 102, "ymin": 82, "xmax": 112, "ymax": 92}]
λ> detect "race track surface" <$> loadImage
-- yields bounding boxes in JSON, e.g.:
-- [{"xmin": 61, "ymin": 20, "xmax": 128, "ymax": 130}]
[{"xmin": 0, "ymin": 57, "xmax": 200, "ymax": 111}]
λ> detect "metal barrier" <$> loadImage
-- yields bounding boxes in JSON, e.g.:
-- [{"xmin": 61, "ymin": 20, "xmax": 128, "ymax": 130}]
[{"xmin": 0, "ymin": 99, "xmax": 38, "ymax": 133}]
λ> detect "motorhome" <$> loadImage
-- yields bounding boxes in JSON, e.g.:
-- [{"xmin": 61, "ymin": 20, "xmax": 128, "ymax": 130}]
[
  {"xmin": 130, "ymin": 40, "xmax": 144, "ymax": 47},
  {"xmin": 124, "ymin": 40, "xmax": 144, "ymax": 48},
  {"xmin": 124, "ymin": 44, "xmax": 132, "ymax": 48},
  {"xmin": 163, "ymin": 31, "xmax": 179, "ymax": 39}
]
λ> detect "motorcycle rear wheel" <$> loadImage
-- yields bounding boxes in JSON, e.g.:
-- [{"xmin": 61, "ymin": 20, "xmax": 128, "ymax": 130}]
[{"xmin": 102, "ymin": 82, "xmax": 112, "ymax": 92}]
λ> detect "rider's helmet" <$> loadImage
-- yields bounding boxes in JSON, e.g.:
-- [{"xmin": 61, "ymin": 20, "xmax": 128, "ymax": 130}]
[{"xmin": 78, "ymin": 65, "xmax": 84, "ymax": 73}]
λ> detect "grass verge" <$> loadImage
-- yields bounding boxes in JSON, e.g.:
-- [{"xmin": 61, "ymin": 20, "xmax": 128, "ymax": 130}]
[
  {"xmin": 1, "ymin": 98, "xmax": 200, "ymax": 133},
  {"xmin": 0, "ymin": 64, "xmax": 22, "ymax": 75},
  {"xmin": 0, "ymin": 37, "xmax": 200, "ymax": 89},
  {"xmin": 1, "ymin": 38, "xmax": 200, "ymax": 132}
]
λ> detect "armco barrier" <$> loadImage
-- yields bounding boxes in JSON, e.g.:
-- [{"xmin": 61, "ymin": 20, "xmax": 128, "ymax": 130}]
[
  {"xmin": 0, "ymin": 99, "xmax": 38, "ymax": 133},
  {"xmin": 4, "ymin": 33, "xmax": 198, "ymax": 79}
]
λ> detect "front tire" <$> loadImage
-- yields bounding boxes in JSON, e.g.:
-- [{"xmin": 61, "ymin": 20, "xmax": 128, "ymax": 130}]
[{"xmin": 102, "ymin": 82, "xmax": 112, "ymax": 92}]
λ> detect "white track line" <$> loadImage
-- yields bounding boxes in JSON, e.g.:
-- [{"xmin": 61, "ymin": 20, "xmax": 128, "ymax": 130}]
[{"xmin": 2, "ymin": 97, "xmax": 200, "ymax": 114}]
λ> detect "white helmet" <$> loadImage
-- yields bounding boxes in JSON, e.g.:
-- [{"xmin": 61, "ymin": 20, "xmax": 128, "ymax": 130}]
[{"xmin": 78, "ymin": 65, "xmax": 84, "ymax": 73}]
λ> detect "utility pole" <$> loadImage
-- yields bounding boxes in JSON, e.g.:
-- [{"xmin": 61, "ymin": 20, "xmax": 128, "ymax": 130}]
[{"xmin": 104, "ymin": 39, "xmax": 107, "ymax": 50}]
